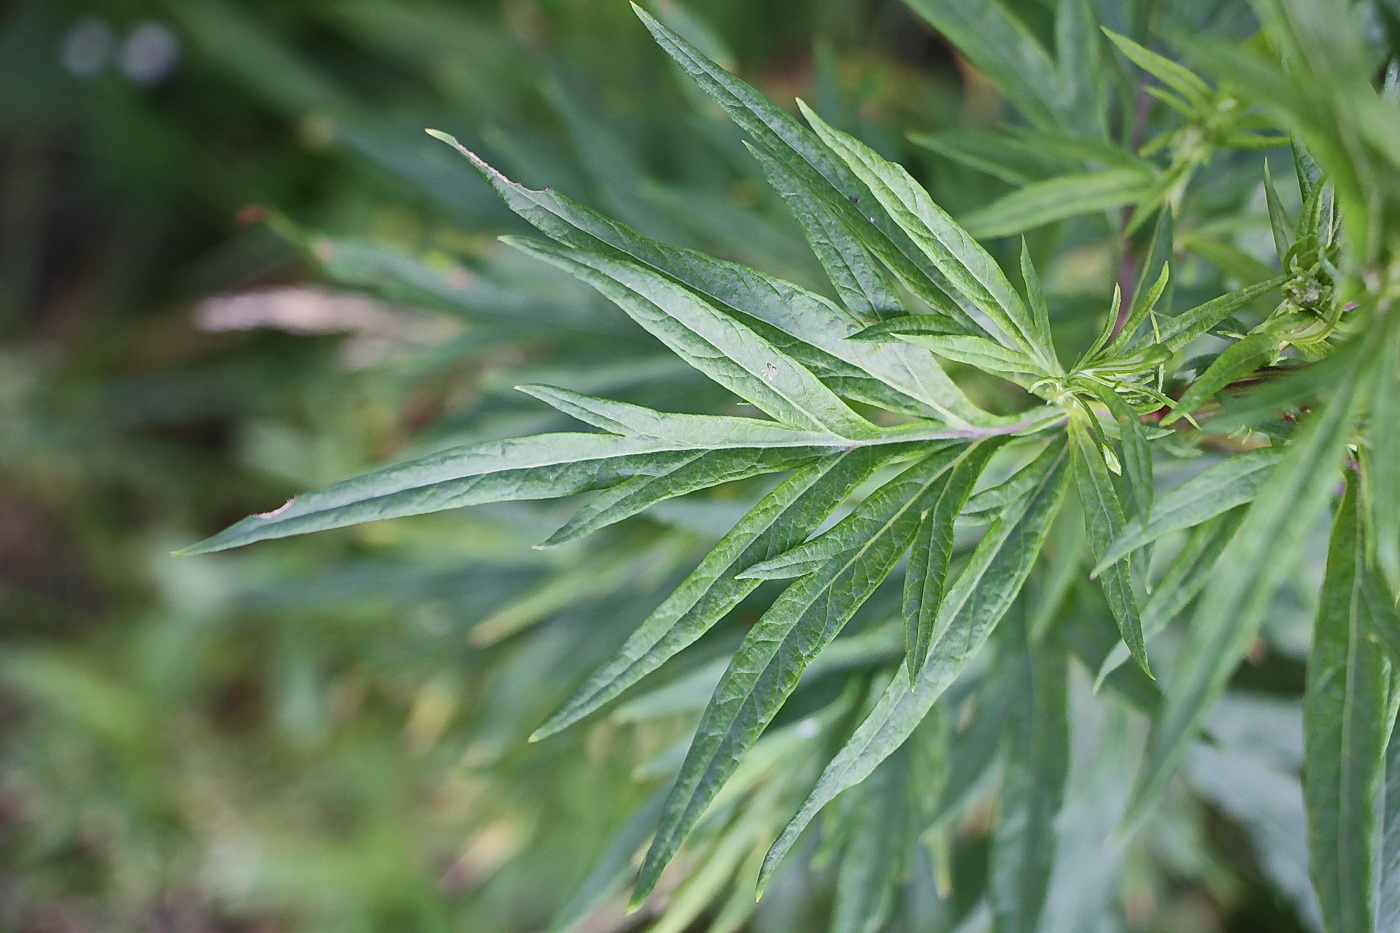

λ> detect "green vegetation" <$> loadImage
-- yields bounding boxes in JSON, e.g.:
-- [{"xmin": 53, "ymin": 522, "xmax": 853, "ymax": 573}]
[{"xmin": 6, "ymin": 0, "xmax": 1400, "ymax": 931}]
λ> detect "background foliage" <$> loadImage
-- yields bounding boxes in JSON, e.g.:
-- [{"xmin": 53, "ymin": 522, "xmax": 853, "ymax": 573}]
[{"xmin": 4, "ymin": 1, "xmax": 1397, "ymax": 931}]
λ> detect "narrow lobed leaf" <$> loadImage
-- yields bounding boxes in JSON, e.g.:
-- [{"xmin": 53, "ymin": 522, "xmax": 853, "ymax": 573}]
[
  {"xmin": 1150, "ymin": 276, "xmax": 1288, "ymax": 353},
  {"xmin": 1070, "ymin": 414, "xmax": 1151, "ymax": 677},
  {"xmin": 1092, "ymin": 447, "xmax": 1282, "ymax": 574},
  {"xmin": 904, "ymin": 442, "xmax": 1002, "ymax": 680},
  {"xmin": 541, "ymin": 446, "xmax": 828, "ymax": 548},
  {"xmin": 432, "ymin": 131, "xmax": 985, "ymax": 424},
  {"xmin": 1304, "ymin": 473, "xmax": 1392, "ymax": 933},
  {"xmin": 758, "ymin": 441, "xmax": 1072, "ymax": 891},
  {"xmin": 989, "ymin": 621, "xmax": 1070, "ymax": 933},
  {"xmin": 505, "ymin": 236, "xmax": 875, "ymax": 437},
  {"xmin": 532, "ymin": 446, "xmax": 898, "ymax": 741},
  {"xmin": 179, "ymin": 432, "xmax": 743, "ymax": 555},
  {"xmin": 962, "ymin": 169, "xmax": 1155, "ymax": 240},
  {"xmin": 634, "ymin": 444, "xmax": 970, "ymax": 902},
  {"xmin": 799, "ymin": 101, "xmax": 1051, "ymax": 366},
  {"xmin": 1161, "ymin": 332, "xmax": 1281, "ymax": 426},
  {"xmin": 1127, "ymin": 332, "xmax": 1378, "ymax": 832}
]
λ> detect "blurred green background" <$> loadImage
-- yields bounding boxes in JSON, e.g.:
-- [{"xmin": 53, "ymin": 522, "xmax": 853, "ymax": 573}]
[
  {"xmin": 0, "ymin": 1, "xmax": 969, "ymax": 930},
  {"xmin": 0, "ymin": 1, "xmax": 1320, "ymax": 931}
]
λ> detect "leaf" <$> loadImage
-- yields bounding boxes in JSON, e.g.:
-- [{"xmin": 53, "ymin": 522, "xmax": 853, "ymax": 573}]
[
  {"xmin": 925, "ymin": 651, "xmax": 1020, "ymax": 825},
  {"xmin": 541, "ymin": 447, "xmax": 828, "ymax": 547},
  {"xmin": 962, "ymin": 169, "xmax": 1155, "ymax": 240},
  {"xmin": 1365, "ymin": 314, "xmax": 1400, "ymax": 592},
  {"xmin": 1127, "ymin": 335, "xmax": 1376, "ymax": 831},
  {"xmin": 798, "ymin": 101, "xmax": 1052, "ymax": 367},
  {"xmin": 506, "ymin": 237, "xmax": 874, "ymax": 436},
  {"xmin": 1095, "ymin": 511, "xmax": 1243, "ymax": 688},
  {"xmin": 737, "ymin": 442, "xmax": 959, "ymax": 582},
  {"xmin": 831, "ymin": 757, "xmax": 911, "ymax": 933},
  {"xmin": 1161, "ymin": 332, "xmax": 1281, "ymax": 426},
  {"xmin": 533, "ymin": 447, "xmax": 896, "ymax": 741},
  {"xmin": 963, "ymin": 440, "xmax": 1056, "ymax": 523},
  {"xmin": 989, "ymin": 620, "xmax": 1070, "ymax": 933},
  {"xmin": 548, "ymin": 788, "xmax": 668, "ymax": 933},
  {"xmin": 1070, "ymin": 415, "xmax": 1151, "ymax": 677},
  {"xmin": 849, "ymin": 314, "xmax": 965, "ymax": 341},
  {"xmin": 905, "ymin": 442, "xmax": 1002, "ymax": 680},
  {"xmin": 1053, "ymin": 0, "xmax": 1107, "ymax": 140},
  {"xmin": 631, "ymin": 5, "xmax": 989, "ymax": 346},
  {"xmin": 895, "ymin": 335, "xmax": 1043, "ymax": 379},
  {"xmin": 1092, "ymin": 447, "xmax": 1282, "ymax": 573},
  {"xmin": 1101, "ymin": 28, "xmax": 1212, "ymax": 108},
  {"xmin": 758, "ymin": 441, "xmax": 1071, "ymax": 890},
  {"xmin": 178, "ymin": 432, "xmax": 750, "ymax": 555},
  {"xmin": 435, "ymin": 133, "xmax": 984, "ymax": 424},
  {"xmin": 634, "ymin": 445, "xmax": 970, "ymax": 902},
  {"xmin": 1151, "ymin": 277, "xmax": 1288, "ymax": 352},
  {"xmin": 1100, "ymin": 257, "xmax": 1171, "ymax": 363},
  {"xmin": 1304, "ymin": 473, "xmax": 1392, "ymax": 933},
  {"xmin": 1264, "ymin": 160, "xmax": 1298, "ymax": 266},
  {"xmin": 910, "ymin": 130, "xmax": 1063, "ymax": 185},
  {"xmin": 1078, "ymin": 383, "xmax": 1155, "ymax": 528},
  {"xmin": 743, "ymin": 140, "xmax": 902, "ymax": 321},
  {"xmin": 903, "ymin": 0, "xmax": 1091, "ymax": 136},
  {"xmin": 516, "ymin": 384, "xmax": 851, "ymax": 447},
  {"xmin": 1019, "ymin": 239, "xmax": 1059, "ymax": 372},
  {"xmin": 1379, "ymin": 718, "xmax": 1400, "ymax": 933}
]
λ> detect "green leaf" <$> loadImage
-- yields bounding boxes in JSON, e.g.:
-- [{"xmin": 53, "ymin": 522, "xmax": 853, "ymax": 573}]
[
  {"xmin": 541, "ymin": 447, "xmax": 828, "ymax": 547},
  {"xmin": 910, "ymin": 130, "xmax": 1062, "ymax": 185},
  {"xmin": 1092, "ymin": 448, "xmax": 1282, "ymax": 573},
  {"xmin": 516, "ymin": 384, "xmax": 851, "ymax": 447},
  {"xmin": 1101, "ymin": 28, "xmax": 1212, "ymax": 108},
  {"xmin": 962, "ymin": 169, "xmax": 1155, "ymax": 240},
  {"xmin": 1264, "ymin": 160, "xmax": 1298, "ymax": 266},
  {"xmin": 989, "ymin": 620, "xmax": 1070, "ymax": 933},
  {"xmin": 743, "ymin": 140, "xmax": 902, "ymax": 321},
  {"xmin": 435, "ymin": 133, "xmax": 983, "ymax": 424},
  {"xmin": 631, "ymin": 5, "xmax": 989, "ymax": 345},
  {"xmin": 1161, "ymin": 333, "xmax": 1281, "ymax": 426},
  {"xmin": 963, "ymin": 441, "xmax": 1056, "ymax": 523},
  {"xmin": 758, "ymin": 441, "xmax": 1071, "ymax": 890},
  {"xmin": 1364, "ymin": 314, "xmax": 1400, "ymax": 592},
  {"xmin": 1070, "ymin": 414, "xmax": 1151, "ymax": 677},
  {"xmin": 1379, "ymin": 718, "xmax": 1400, "ymax": 932},
  {"xmin": 1078, "ymin": 383, "xmax": 1155, "ymax": 528},
  {"xmin": 925, "ymin": 652, "xmax": 1020, "ymax": 825},
  {"xmin": 1305, "ymin": 473, "xmax": 1392, "ymax": 933},
  {"xmin": 1151, "ymin": 277, "xmax": 1289, "ymax": 353},
  {"xmin": 849, "ymin": 314, "xmax": 965, "ymax": 342},
  {"xmin": 1019, "ymin": 239, "xmax": 1059, "ymax": 371},
  {"xmin": 506, "ymin": 237, "xmax": 875, "ymax": 436},
  {"xmin": 634, "ymin": 445, "xmax": 969, "ymax": 902},
  {"xmin": 904, "ymin": 0, "xmax": 1092, "ymax": 136},
  {"xmin": 904, "ymin": 442, "xmax": 1002, "ymax": 680},
  {"xmin": 1095, "ymin": 511, "xmax": 1243, "ymax": 688},
  {"xmin": 799, "ymin": 101, "xmax": 1052, "ymax": 367},
  {"xmin": 1101, "ymin": 257, "xmax": 1171, "ymax": 363},
  {"xmin": 737, "ymin": 443, "xmax": 959, "ymax": 582},
  {"xmin": 895, "ymin": 335, "xmax": 1043, "ymax": 379},
  {"xmin": 1054, "ymin": 0, "xmax": 1107, "ymax": 139},
  {"xmin": 548, "ymin": 789, "xmax": 668, "ymax": 933},
  {"xmin": 533, "ymin": 447, "xmax": 896, "ymax": 741},
  {"xmin": 1128, "ymin": 336, "xmax": 1376, "ymax": 831},
  {"xmin": 178, "ymin": 432, "xmax": 748, "ymax": 555},
  {"xmin": 830, "ymin": 757, "xmax": 911, "ymax": 933}
]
